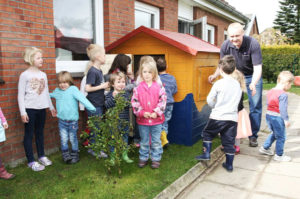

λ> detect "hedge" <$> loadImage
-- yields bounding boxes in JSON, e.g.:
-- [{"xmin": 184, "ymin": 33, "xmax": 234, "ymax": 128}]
[{"xmin": 262, "ymin": 45, "xmax": 300, "ymax": 83}]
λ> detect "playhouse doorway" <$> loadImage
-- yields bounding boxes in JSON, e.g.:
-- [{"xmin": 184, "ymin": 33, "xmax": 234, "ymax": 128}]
[{"xmin": 133, "ymin": 54, "xmax": 165, "ymax": 76}]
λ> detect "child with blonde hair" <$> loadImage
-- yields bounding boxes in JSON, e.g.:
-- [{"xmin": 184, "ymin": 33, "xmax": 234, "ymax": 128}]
[
  {"xmin": 0, "ymin": 107, "xmax": 15, "ymax": 179},
  {"xmin": 231, "ymin": 70, "xmax": 252, "ymax": 154},
  {"xmin": 18, "ymin": 47, "xmax": 56, "ymax": 171},
  {"xmin": 50, "ymin": 71, "xmax": 96, "ymax": 164},
  {"xmin": 85, "ymin": 44, "xmax": 109, "ymax": 158},
  {"xmin": 131, "ymin": 56, "xmax": 167, "ymax": 169},
  {"xmin": 259, "ymin": 71, "xmax": 294, "ymax": 162}
]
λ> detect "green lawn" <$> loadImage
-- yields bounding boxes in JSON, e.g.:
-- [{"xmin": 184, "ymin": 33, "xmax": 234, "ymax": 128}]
[
  {"xmin": 263, "ymin": 83, "xmax": 300, "ymax": 95},
  {"xmin": 0, "ymin": 139, "xmax": 220, "ymax": 199}
]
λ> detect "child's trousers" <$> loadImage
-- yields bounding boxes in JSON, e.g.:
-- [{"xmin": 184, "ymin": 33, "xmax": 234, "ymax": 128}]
[
  {"xmin": 263, "ymin": 114, "xmax": 286, "ymax": 156},
  {"xmin": 138, "ymin": 124, "xmax": 163, "ymax": 162},
  {"xmin": 23, "ymin": 109, "xmax": 46, "ymax": 163},
  {"xmin": 202, "ymin": 119, "xmax": 237, "ymax": 154},
  {"xmin": 58, "ymin": 119, "xmax": 79, "ymax": 152}
]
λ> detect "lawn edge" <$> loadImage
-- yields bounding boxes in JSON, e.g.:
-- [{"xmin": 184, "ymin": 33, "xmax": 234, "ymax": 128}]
[{"xmin": 154, "ymin": 145, "xmax": 224, "ymax": 199}]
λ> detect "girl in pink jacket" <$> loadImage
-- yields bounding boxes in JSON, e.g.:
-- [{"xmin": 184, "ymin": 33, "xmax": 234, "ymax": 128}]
[{"xmin": 131, "ymin": 56, "xmax": 167, "ymax": 169}]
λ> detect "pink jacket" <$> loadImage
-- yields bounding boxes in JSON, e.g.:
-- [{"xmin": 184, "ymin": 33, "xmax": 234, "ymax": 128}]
[{"xmin": 131, "ymin": 81, "xmax": 167, "ymax": 126}]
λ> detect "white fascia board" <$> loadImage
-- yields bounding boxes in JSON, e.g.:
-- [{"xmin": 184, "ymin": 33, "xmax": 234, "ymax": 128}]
[{"xmin": 192, "ymin": 0, "xmax": 245, "ymax": 24}]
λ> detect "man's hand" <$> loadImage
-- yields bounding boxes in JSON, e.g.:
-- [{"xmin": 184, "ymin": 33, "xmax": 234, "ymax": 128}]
[{"xmin": 249, "ymin": 83, "xmax": 256, "ymax": 96}]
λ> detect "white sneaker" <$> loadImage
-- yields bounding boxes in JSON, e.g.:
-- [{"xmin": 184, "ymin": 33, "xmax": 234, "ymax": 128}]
[
  {"xmin": 259, "ymin": 146, "xmax": 274, "ymax": 156},
  {"xmin": 28, "ymin": 161, "xmax": 45, "ymax": 172},
  {"xmin": 39, "ymin": 156, "xmax": 52, "ymax": 166},
  {"xmin": 88, "ymin": 149, "xmax": 108, "ymax": 158},
  {"xmin": 274, "ymin": 154, "xmax": 291, "ymax": 162}
]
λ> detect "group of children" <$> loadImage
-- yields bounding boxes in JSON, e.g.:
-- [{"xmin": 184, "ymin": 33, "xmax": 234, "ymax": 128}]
[
  {"xmin": 0, "ymin": 45, "xmax": 295, "ymax": 179},
  {"xmin": 195, "ymin": 55, "xmax": 295, "ymax": 172}
]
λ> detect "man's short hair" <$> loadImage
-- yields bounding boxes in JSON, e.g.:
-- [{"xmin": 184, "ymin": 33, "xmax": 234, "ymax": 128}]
[{"xmin": 218, "ymin": 55, "xmax": 236, "ymax": 75}]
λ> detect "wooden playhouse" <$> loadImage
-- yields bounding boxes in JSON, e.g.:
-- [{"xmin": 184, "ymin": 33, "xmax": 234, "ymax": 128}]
[{"xmin": 106, "ymin": 26, "xmax": 220, "ymax": 146}]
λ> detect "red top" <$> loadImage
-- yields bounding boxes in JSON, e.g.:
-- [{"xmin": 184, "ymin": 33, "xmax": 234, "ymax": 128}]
[
  {"xmin": 267, "ymin": 89, "xmax": 285, "ymax": 113},
  {"xmin": 106, "ymin": 26, "xmax": 220, "ymax": 56}
]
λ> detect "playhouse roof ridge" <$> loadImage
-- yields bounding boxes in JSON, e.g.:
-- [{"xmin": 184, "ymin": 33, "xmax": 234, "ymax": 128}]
[{"xmin": 106, "ymin": 26, "xmax": 220, "ymax": 55}]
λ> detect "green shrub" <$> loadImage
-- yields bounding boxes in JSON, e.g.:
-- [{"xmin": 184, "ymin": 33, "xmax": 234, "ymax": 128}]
[{"xmin": 262, "ymin": 45, "xmax": 300, "ymax": 83}]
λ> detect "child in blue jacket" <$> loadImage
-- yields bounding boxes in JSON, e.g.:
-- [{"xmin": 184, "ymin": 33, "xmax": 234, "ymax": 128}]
[{"xmin": 51, "ymin": 71, "xmax": 96, "ymax": 164}]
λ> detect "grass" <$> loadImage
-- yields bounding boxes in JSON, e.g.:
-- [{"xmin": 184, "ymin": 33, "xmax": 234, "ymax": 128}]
[
  {"xmin": 0, "ymin": 138, "xmax": 221, "ymax": 199},
  {"xmin": 263, "ymin": 83, "xmax": 300, "ymax": 95}
]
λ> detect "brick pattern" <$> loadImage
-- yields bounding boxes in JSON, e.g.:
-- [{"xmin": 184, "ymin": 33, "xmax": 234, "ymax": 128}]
[
  {"xmin": 0, "ymin": 0, "xmax": 59, "ymax": 165},
  {"xmin": 194, "ymin": 7, "xmax": 232, "ymax": 47},
  {"xmin": 103, "ymin": 0, "xmax": 178, "ymax": 46}
]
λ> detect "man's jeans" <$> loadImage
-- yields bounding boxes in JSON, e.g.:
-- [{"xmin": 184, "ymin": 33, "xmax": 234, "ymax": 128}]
[
  {"xmin": 87, "ymin": 106, "xmax": 103, "ymax": 144},
  {"xmin": 245, "ymin": 76, "xmax": 263, "ymax": 138},
  {"xmin": 263, "ymin": 114, "xmax": 286, "ymax": 156},
  {"xmin": 162, "ymin": 104, "xmax": 173, "ymax": 134},
  {"xmin": 138, "ymin": 124, "xmax": 163, "ymax": 162},
  {"xmin": 58, "ymin": 119, "xmax": 79, "ymax": 152}
]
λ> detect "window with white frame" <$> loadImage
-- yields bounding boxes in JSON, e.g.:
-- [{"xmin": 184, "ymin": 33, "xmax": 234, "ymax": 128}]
[
  {"xmin": 224, "ymin": 30, "xmax": 228, "ymax": 41},
  {"xmin": 178, "ymin": 19, "xmax": 194, "ymax": 35},
  {"xmin": 206, "ymin": 24, "xmax": 215, "ymax": 45},
  {"xmin": 135, "ymin": 1, "xmax": 160, "ymax": 29},
  {"xmin": 54, "ymin": 0, "xmax": 104, "ymax": 73}
]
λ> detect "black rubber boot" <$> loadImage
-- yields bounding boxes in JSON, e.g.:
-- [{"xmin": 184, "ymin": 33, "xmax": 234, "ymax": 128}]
[
  {"xmin": 195, "ymin": 141, "xmax": 212, "ymax": 161},
  {"xmin": 62, "ymin": 150, "xmax": 72, "ymax": 163},
  {"xmin": 222, "ymin": 153, "xmax": 234, "ymax": 172},
  {"xmin": 69, "ymin": 151, "xmax": 80, "ymax": 164}
]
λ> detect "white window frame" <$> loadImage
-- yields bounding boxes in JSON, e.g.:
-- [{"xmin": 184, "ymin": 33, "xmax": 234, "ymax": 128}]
[
  {"xmin": 135, "ymin": 1, "xmax": 160, "ymax": 29},
  {"xmin": 55, "ymin": 0, "xmax": 104, "ymax": 74},
  {"xmin": 193, "ymin": 16, "xmax": 207, "ymax": 40},
  {"xmin": 206, "ymin": 24, "xmax": 215, "ymax": 45},
  {"xmin": 224, "ymin": 30, "xmax": 228, "ymax": 41}
]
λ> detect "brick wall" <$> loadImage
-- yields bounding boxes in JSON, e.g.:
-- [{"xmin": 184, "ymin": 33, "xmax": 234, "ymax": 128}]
[
  {"xmin": 0, "ymin": 0, "xmax": 180, "ymax": 166},
  {"xmin": 194, "ymin": 7, "xmax": 232, "ymax": 47},
  {"xmin": 0, "ymin": 0, "xmax": 59, "ymax": 166},
  {"xmin": 103, "ymin": 0, "xmax": 178, "ymax": 46}
]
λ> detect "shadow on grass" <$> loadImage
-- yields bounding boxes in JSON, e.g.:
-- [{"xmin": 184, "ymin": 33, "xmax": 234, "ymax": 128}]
[{"xmin": 0, "ymin": 138, "xmax": 221, "ymax": 199}]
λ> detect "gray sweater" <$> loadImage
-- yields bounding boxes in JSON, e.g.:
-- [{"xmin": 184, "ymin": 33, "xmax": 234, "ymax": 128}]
[
  {"xmin": 207, "ymin": 75, "xmax": 242, "ymax": 122},
  {"xmin": 18, "ymin": 69, "xmax": 54, "ymax": 116}
]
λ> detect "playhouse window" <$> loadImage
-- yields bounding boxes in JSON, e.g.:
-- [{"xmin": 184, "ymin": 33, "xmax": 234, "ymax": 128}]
[
  {"xmin": 135, "ymin": 1, "xmax": 160, "ymax": 29},
  {"xmin": 53, "ymin": 0, "xmax": 104, "ymax": 74}
]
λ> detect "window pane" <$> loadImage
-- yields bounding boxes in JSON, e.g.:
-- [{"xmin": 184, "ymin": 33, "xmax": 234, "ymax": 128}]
[
  {"xmin": 54, "ymin": 0, "xmax": 94, "ymax": 61},
  {"xmin": 135, "ymin": 10, "xmax": 153, "ymax": 28}
]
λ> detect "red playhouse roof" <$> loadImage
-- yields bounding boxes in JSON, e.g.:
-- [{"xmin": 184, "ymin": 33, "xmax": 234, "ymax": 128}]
[{"xmin": 105, "ymin": 26, "xmax": 220, "ymax": 56}]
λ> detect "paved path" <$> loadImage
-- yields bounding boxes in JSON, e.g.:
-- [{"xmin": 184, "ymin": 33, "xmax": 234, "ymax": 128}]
[{"xmin": 177, "ymin": 91, "xmax": 300, "ymax": 199}]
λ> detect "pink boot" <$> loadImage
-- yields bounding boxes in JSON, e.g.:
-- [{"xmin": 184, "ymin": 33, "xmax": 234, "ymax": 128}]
[{"xmin": 0, "ymin": 165, "xmax": 15, "ymax": 180}]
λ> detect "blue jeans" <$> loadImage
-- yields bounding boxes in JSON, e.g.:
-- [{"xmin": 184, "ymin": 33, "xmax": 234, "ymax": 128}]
[
  {"xmin": 138, "ymin": 124, "xmax": 163, "ymax": 162},
  {"xmin": 263, "ymin": 114, "xmax": 286, "ymax": 156},
  {"xmin": 58, "ymin": 119, "xmax": 79, "ymax": 152},
  {"xmin": 245, "ymin": 76, "xmax": 263, "ymax": 138},
  {"xmin": 23, "ymin": 109, "xmax": 46, "ymax": 163},
  {"xmin": 162, "ymin": 104, "xmax": 173, "ymax": 134},
  {"xmin": 87, "ymin": 106, "xmax": 103, "ymax": 144}
]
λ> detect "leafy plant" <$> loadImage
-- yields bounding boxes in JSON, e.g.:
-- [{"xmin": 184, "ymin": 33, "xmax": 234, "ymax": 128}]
[{"xmin": 81, "ymin": 92, "xmax": 132, "ymax": 175}]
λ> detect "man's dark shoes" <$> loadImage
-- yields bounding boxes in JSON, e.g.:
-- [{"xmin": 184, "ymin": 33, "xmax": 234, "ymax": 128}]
[{"xmin": 249, "ymin": 137, "xmax": 258, "ymax": 147}]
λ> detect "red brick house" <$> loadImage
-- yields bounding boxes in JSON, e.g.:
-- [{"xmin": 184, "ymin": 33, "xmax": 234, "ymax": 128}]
[{"xmin": 0, "ymin": 0, "xmax": 258, "ymax": 166}]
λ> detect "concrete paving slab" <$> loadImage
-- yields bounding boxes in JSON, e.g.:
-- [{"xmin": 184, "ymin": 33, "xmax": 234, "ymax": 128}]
[
  {"xmin": 264, "ymin": 161, "xmax": 300, "ymax": 178},
  {"xmin": 206, "ymin": 165, "xmax": 260, "ymax": 190},
  {"xmin": 234, "ymin": 154, "xmax": 269, "ymax": 171},
  {"xmin": 249, "ymin": 193, "xmax": 288, "ymax": 199},
  {"xmin": 255, "ymin": 173, "xmax": 300, "ymax": 199},
  {"xmin": 183, "ymin": 181, "xmax": 248, "ymax": 199}
]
